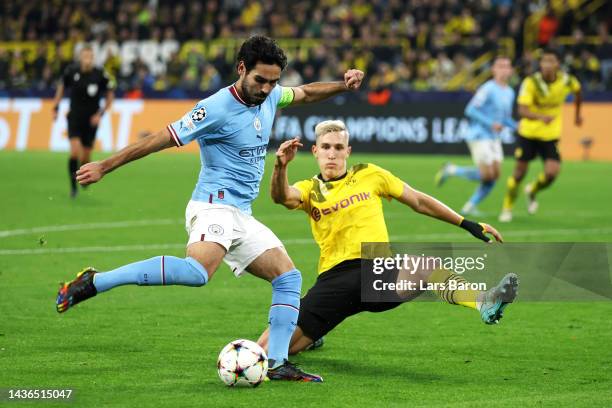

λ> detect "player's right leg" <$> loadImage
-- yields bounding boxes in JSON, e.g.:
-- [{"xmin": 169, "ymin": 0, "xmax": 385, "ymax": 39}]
[
  {"xmin": 56, "ymin": 200, "xmax": 230, "ymax": 313},
  {"xmin": 524, "ymin": 150, "xmax": 561, "ymax": 215},
  {"xmin": 56, "ymin": 242, "xmax": 222, "ymax": 313}
]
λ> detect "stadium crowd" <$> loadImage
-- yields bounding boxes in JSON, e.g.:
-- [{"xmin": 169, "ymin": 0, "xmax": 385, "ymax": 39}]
[{"xmin": 0, "ymin": 0, "xmax": 611, "ymax": 95}]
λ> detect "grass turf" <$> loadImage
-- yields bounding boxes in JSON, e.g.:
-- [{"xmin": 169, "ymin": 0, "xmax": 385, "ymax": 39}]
[{"xmin": 1, "ymin": 151, "xmax": 611, "ymax": 407}]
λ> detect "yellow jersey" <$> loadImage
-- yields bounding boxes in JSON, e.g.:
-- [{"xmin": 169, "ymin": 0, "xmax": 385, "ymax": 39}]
[
  {"xmin": 293, "ymin": 163, "xmax": 405, "ymax": 274},
  {"xmin": 517, "ymin": 71, "xmax": 581, "ymax": 141}
]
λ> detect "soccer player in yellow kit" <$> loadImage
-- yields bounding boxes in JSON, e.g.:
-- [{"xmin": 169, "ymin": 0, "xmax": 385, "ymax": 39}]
[
  {"xmin": 499, "ymin": 49, "xmax": 583, "ymax": 222},
  {"xmin": 258, "ymin": 120, "xmax": 518, "ymax": 354}
]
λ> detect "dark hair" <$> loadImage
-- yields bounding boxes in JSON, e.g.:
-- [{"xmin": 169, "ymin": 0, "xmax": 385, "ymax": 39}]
[
  {"xmin": 236, "ymin": 36, "xmax": 287, "ymax": 72},
  {"xmin": 540, "ymin": 47, "xmax": 561, "ymax": 61}
]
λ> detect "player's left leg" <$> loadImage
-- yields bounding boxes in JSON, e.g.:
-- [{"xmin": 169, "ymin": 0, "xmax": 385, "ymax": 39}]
[
  {"xmin": 245, "ymin": 248, "xmax": 322, "ymax": 382},
  {"xmin": 461, "ymin": 140, "xmax": 502, "ymax": 215},
  {"xmin": 435, "ymin": 163, "xmax": 480, "ymax": 187},
  {"xmin": 407, "ymin": 259, "xmax": 519, "ymax": 324},
  {"xmin": 524, "ymin": 143, "xmax": 561, "ymax": 215},
  {"xmin": 500, "ymin": 135, "xmax": 536, "ymax": 222},
  {"xmin": 258, "ymin": 325, "xmax": 317, "ymax": 356}
]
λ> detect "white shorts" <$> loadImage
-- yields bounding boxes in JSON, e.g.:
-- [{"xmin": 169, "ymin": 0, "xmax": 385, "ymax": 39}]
[
  {"xmin": 184, "ymin": 201, "xmax": 284, "ymax": 277},
  {"xmin": 467, "ymin": 139, "xmax": 503, "ymax": 166}
]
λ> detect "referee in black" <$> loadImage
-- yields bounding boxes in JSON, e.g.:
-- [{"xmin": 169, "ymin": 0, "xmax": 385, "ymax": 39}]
[{"xmin": 52, "ymin": 45, "xmax": 115, "ymax": 197}]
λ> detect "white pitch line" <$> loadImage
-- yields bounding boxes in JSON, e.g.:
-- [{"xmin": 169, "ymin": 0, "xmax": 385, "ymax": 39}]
[
  {"xmin": 2, "ymin": 208, "xmax": 609, "ymax": 240},
  {"xmin": 0, "ymin": 219, "xmax": 182, "ymax": 238},
  {"xmin": 0, "ymin": 213, "xmax": 308, "ymax": 239},
  {"xmin": 0, "ymin": 243, "xmax": 186, "ymax": 255},
  {"xmin": 1, "ymin": 227, "xmax": 611, "ymax": 256}
]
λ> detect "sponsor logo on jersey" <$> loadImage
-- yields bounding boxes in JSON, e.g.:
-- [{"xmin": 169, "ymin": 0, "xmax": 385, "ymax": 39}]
[
  {"xmin": 310, "ymin": 192, "xmax": 372, "ymax": 221},
  {"xmin": 238, "ymin": 144, "xmax": 267, "ymax": 158}
]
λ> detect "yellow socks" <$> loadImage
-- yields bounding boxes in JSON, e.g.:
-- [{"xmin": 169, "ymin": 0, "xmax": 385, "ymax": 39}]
[
  {"xmin": 502, "ymin": 176, "xmax": 519, "ymax": 211},
  {"xmin": 427, "ymin": 269, "xmax": 481, "ymax": 311},
  {"xmin": 528, "ymin": 172, "xmax": 552, "ymax": 195}
]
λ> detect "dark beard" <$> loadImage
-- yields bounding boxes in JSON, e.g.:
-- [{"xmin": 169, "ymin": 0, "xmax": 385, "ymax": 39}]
[{"xmin": 241, "ymin": 82, "xmax": 266, "ymax": 106}]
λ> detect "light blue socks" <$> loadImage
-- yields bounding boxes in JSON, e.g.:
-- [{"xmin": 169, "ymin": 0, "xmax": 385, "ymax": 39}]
[{"xmin": 93, "ymin": 256, "xmax": 208, "ymax": 292}]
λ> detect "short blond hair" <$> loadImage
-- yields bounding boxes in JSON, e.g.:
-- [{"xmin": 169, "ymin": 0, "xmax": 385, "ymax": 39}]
[{"xmin": 314, "ymin": 120, "xmax": 349, "ymax": 142}]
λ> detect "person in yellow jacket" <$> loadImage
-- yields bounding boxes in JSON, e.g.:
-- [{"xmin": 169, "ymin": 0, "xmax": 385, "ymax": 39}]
[{"xmin": 499, "ymin": 48, "xmax": 583, "ymax": 222}]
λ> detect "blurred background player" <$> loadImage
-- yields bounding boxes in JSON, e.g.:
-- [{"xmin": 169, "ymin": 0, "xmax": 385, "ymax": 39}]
[
  {"xmin": 435, "ymin": 55, "xmax": 516, "ymax": 216},
  {"xmin": 52, "ymin": 45, "xmax": 115, "ymax": 198},
  {"xmin": 500, "ymin": 49, "xmax": 582, "ymax": 222},
  {"xmin": 56, "ymin": 36, "xmax": 364, "ymax": 382},
  {"xmin": 258, "ymin": 121, "xmax": 517, "ymax": 355}
]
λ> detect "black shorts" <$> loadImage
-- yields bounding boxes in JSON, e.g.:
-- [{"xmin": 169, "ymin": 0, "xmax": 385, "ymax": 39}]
[
  {"xmin": 514, "ymin": 134, "xmax": 561, "ymax": 162},
  {"xmin": 67, "ymin": 111, "xmax": 97, "ymax": 148},
  {"xmin": 297, "ymin": 259, "xmax": 403, "ymax": 342}
]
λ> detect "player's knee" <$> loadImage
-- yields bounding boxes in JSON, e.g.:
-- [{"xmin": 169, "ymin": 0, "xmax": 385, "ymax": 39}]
[
  {"xmin": 513, "ymin": 171, "xmax": 526, "ymax": 182},
  {"xmin": 481, "ymin": 172, "xmax": 496, "ymax": 183},
  {"xmin": 272, "ymin": 269, "xmax": 302, "ymax": 293},
  {"xmin": 544, "ymin": 172, "xmax": 558, "ymax": 182},
  {"xmin": 162, "ymin": 256, "xmax": 208, "ymax": 286},
  {"xmin": 545, "ymin": 167, "xmax": 560, "ymax": 180},
  {"xmin": 482, "ymin": 179, "xmax": 496, "ymax": 188},
  {"xmin": 184, "ymin": 257, "xmax": 208, "ymax": 286}
]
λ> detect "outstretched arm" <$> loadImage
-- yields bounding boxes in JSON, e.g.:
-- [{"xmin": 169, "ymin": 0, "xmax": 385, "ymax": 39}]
[
  {"xmin": 290, "ymin": 69, "xmax": 364, "ymax": 105},
  {"xmin": 270, "ymin": 138, "xmax": 303, "ymax": 209},
  {"xmin": 76, "ymin": 128, "xmax": 176, "ymax": 185},
  {"xmin": 395, "ymin": 183, "xmax": 503, "ymax": 243}
]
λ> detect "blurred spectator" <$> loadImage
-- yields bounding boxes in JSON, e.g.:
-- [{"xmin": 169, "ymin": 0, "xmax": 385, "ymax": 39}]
[
  {"xmin": 538, "ymin": 6, "xmax": 559, "ymax": 46},
  {"xmin": 0, "ymin": 0, "xmax": 609, "ymax": 94},
  {"xmin": 199, "ymin": 63, "xmax": 222, "ymax": 91},
  {"xmin": 280, "ymin": 66, "xmax": 304, "ymax": 87}
]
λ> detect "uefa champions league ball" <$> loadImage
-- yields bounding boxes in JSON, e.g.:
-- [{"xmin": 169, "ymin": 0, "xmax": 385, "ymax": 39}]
[{"xmin": 217, "ymin": 339, "xmax": 268, "ymax": 387}]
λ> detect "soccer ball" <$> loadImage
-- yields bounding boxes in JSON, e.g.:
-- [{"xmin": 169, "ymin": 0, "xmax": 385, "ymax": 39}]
[{"xmin": 217, "ymin": 339, "xmax": 268, "ymax": 387}]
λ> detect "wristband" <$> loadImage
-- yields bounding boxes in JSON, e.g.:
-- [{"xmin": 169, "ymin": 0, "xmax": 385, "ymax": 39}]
[{"xmin": 460, "ymin": 219, "xmax": 490, "ymax": 242}]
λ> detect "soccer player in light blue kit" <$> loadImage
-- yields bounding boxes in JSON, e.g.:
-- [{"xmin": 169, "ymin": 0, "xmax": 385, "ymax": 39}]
[
  {"xmin": 435, "ymin": 55, "xmax": 516, "ymax": 215},
  {"xmin": 56, "ymin": 36, "xmax": 364, "ymax": 382}
]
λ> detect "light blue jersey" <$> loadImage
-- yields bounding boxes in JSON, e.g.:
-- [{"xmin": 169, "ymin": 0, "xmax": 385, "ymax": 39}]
[
  {"xmin": 464, "ymin": 80, "xmax": 516, "ymax": 141},
  {"xmin": 168, "ymin": 84, "xmax": 293, "ymax": 214}
]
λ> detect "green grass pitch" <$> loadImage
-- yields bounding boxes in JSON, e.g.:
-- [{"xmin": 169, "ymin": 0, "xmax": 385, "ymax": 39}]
[{"xmin": 1, "ymin": 150, "xmax": 611, "ymax": 407}]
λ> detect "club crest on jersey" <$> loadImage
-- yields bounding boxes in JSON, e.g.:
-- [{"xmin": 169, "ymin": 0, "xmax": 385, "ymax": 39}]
[
  {"xmin": 253, "ymin": 117, "xmax": 262, "ymax": 132},
  {"xmin": 87, "ymin": 84, "xmax": 98, "ymax": 96},
  {"xmin": 191, "ymin": 107, "xmax": 206, "ymax": 122},
  {"xmin": 208, "ymin": 224, "xmax": 224, "ymax": 235}
]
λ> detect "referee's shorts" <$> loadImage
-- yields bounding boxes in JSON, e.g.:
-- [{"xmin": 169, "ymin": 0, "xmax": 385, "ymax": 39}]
[{"xmin": 67, "ymin": 111, "xmax": 98, "ymax": 148}]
